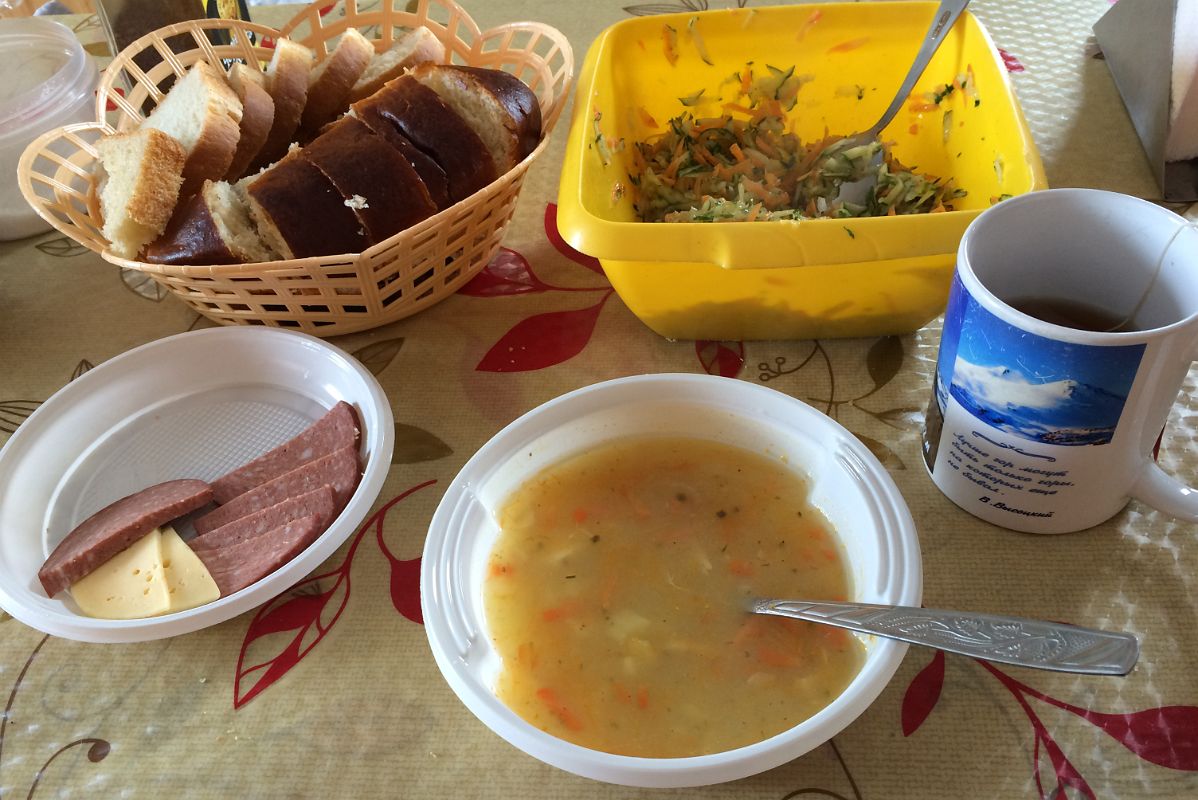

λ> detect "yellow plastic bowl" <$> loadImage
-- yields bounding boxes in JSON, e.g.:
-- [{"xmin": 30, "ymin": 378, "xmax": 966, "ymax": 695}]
[{"xmin": 556, "ymin": 1, "xmax": 1046, "ymax": 340}]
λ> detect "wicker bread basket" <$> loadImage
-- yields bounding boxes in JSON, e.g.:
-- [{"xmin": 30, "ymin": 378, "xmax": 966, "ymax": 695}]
[{"xmin": 17, "ymin": 0, "xmax": 573, "ymax": 335}]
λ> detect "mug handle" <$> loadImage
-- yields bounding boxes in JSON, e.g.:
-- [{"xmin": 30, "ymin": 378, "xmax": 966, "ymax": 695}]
[{"xmin": 1131, "ymin": 460, "xmax": 1198, "ymax": 522}]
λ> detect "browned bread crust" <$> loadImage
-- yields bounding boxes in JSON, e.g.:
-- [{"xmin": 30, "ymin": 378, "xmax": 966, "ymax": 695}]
[
  {"xmin": 244, "ymin": 153, "xmax": 370, "ymax": 258},
  {"xmin": 144, "ymin": 189, "xmax": 237, "ymax": 265},
  {"xmin": 349, "ymin": 108, "xmax": 451, "ymax": 210},
  {"xmin": 351, "ymin": 76, "xmax": 496, "ymax": 204},
  {"xmin": 252, "ymin": 39, "xmax": 314, "ymax": 170},
  {"xmin": 226, "ymin": 63, "xmax": 275, "ymax": 179},
  {"xmin": 301, "ymin": 116, "xmax": 439, "ymax": 240},
  {"xmin": 411, "ymin": 64, "xmax": 543, "ymax": 166},
  {"xmin": 301, "ymin": 28, "xmax": 374, "ymax": 133}
]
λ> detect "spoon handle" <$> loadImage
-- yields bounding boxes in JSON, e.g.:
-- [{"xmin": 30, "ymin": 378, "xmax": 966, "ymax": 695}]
[
  {"xmin": 751, "ymin": 600, "xmax": 1139, "ymax": 676},
  {"xmin": 864, "ymin": 0, "xmax": 973, "ymax": 140}
]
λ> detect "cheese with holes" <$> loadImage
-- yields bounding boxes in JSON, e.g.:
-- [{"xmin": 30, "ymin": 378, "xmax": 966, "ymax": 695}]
[
  {"xmin": 70, "ymin": 528, "xmax": 170, "ymax": 619},
  {"xmin": 161, "ymin": 525, "xmax": 220, "ymax": 612}
]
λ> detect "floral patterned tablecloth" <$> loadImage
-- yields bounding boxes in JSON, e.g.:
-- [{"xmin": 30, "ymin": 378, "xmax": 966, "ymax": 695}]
[{"xmin": 2, "ymin": 1, "xmax": 1197, "ymax": 798}]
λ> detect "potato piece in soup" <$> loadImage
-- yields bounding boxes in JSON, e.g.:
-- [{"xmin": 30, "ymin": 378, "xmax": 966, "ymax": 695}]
[{"xmin": 484, "ymin": 436, "xmax": 865, "ymax": 758}]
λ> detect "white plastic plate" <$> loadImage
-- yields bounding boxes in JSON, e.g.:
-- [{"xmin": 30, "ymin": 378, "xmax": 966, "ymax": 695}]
[
  {"xmin": 422, "ymin": 373, "xmax": 922, "ymax": 787},
  {"xmin": 0, "ymin": 327, "xmax": 394, "ymax": 643}
]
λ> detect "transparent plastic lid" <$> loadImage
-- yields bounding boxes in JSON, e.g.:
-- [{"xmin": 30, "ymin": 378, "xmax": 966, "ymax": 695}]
[{"xmin": 0, "ymin": 18, "xmax": 95, "ymax": 135}]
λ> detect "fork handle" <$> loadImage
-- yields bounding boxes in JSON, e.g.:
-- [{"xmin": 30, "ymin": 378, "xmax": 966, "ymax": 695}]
[
  {"xmin": 751, "ymin": 599, "xmax": 1139, "ymax": 676},
  {"xmin": 863, "ymin": 0, "xmax": 973, "ymax": 140}
]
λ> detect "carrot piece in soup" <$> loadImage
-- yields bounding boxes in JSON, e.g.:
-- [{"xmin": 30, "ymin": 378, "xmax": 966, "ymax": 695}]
[
  {"xmin": 728, "ymin": 558, "xmax": 755, "ymax": 576},
  {"xmin": 636, "ymin": 686, "xmax": 650, "ymax": 709},
  {"xmin": 536, "ymin": 687, "xmax": 584, "ymax": 731}
]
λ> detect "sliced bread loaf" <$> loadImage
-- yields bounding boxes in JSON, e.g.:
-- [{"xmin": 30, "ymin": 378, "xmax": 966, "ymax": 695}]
[
  {"xmin": 347, "ymin": 107, "xmax": 451, "ymax": 210},
  {"xmin": 252, "ymin": 39, "xmax": 314, "ymax": 170},
  {"xmin": 225, "ymin": 63, "xmax": 275, "ymax": 180},
  {"xmin": 301, "ymin": 116, "xmax": 439, "ymax": 241},
  {"xmin": 351, "ymin": 76, "xmax": 496, "ymax": 203},
  {"xmin": 144, "ymin": 179, "xmax": 278, "ymax": 265},
  {"xmin": 142, "ymin": 60, "xmax": 243, "ymax": 197},
  {"xmin": 95, "ymin": 127, "xmax": 187, "ymax": 259},
  {"xmin": 349, "ymin": 26, "xmax": 444, "ymax": 103},
  {"xmin": 242, "ymin": 152, "xmax": 371, "ymax": 258},
  {"xmin": 411, "ymin": 64, "xmax": 542, "ymax": 170},
  {"xmin": 301, "ymin": 27, "xmax": 375, "ymax": 133}
]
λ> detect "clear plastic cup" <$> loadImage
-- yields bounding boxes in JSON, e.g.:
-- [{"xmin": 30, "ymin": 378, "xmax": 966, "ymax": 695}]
[{"xmin": 0, "ymin": 17, "xmax": 98, "ymax": 241}]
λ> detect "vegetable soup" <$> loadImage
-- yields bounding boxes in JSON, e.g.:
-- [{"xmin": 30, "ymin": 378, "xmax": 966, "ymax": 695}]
[{"xmin": 484, "ymin": 436, "xmax": 864, "ymax": 758}]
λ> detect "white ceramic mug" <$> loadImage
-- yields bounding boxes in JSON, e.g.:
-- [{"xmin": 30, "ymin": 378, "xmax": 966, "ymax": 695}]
[{"xmin": 922, "ymin": 189, "xmax": 1198, "ymax": 533}]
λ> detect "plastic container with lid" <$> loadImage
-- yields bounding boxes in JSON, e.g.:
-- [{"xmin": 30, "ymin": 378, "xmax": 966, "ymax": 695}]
[{"xmin": 0, "ymin": 17, "xmax": 98, "ymax": 241}]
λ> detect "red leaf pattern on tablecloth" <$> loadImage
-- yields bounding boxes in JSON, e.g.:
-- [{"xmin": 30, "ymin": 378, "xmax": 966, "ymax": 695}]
[
  {"xmin": 458, "ymin": 248, "xmax": 552, "ymax": 296},
  {"xmin": 901, "ymin": 651, "xmax": 944, "ymax": 736},
  {"xmin": 998, "ymin": 48, "xmax": 1026, "ymax": 72},
  {"xmin": 234, "ymin": 569, "xmax": 350, "ymax": 709},
  {"xmin": 695, "ymin": 341, "xmax": 745, "ymax": 378},
  {"xmin": 102, "ymin": 86, "xmax": 125, "ymax": 113},
  {"xmin": 902, "ymin": 645, "xmax": 1198, "ymax": 794},
  {"xmin": 1074, "ymin": 707, "xmax": 1198, "ymax": 770},
  {"xmin": 545, "ymin": 203, "xmax": 605, "ymax": 275},
  {"xmin": 477, "ymin": 295, "xmax": 613, "ymax": 372},
  {"xmin": 233, "ymin": 481, "xmax": 435, "ymax": 709}
]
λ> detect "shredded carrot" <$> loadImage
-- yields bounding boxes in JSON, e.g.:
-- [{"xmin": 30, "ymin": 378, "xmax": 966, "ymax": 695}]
[
  {"xmin": 662, "ymin": 24, "xmax": 679, "ymax": 66},
  {"xmin": 909, "ymin": 102, "xmax": 939, "ymax": 112},
  {"xmin": 745, "ymin": 203, "xmax": 762, "ymax": 222},
  {"xmin": 740, "ymin": 68, "xmax": 752, "ymax": 95},
  {"xmin": 930, "ymin": 204, "xmax": 946, "ymax": 213},
  {"xmin": 637, "ymin": 106, "xmax": 659, "ymax": 129},
  {"xmin": 536, "ymin": 687, "xmax": 584, "ymax": 731},
  {"xmin": 827, "ymin": 36, "xmax": 869, "ymax": 53},
  {"xmin": 886, "ymin": 205, "xmax": 897, "ymax": 216},
  {"xmin": 729, "ymin": 143, "xmax": 746, "ymax": 162},
  {"xmin": 721, "ymin": 102, "xmax": 756, "ymax": 116},
  {"xmin": 796, "ymin": 9, "xmax": 822, "ymax": 42}
]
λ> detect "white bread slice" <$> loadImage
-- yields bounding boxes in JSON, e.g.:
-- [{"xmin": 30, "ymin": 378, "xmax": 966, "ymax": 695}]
[
  {"xmin": 301, "ymin": 27, "xmax": 374, "ymax": 133},
  {"xmin": 226, "ymin": 63, "xmax": 275, "ymax": 179},
  {"xmin": 410, "ymin": 64, "xmax": 542, "ymax": 173},
  {"xmin": 95, "ymin": 128, "xmax": 187, "ymax": 259},
  {"xmin": 142, "ymin": 60, "xmax": 243, "ymax": 197},
  {"xmin": 252, "ymin": 39, "xmax": 314, "ymax": 170},
  {"xmin": 144, "ymin": 179, "xmax": 278, "ymax": 265},
  {"xmin": 348, "ymin": 26, "xmax": 444, "ymax": 102}
]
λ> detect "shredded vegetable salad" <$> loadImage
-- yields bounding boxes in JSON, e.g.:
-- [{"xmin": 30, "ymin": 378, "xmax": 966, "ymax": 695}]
[{"xmin": 630, "ymin": 64, "xmax": 967, "ymax": 223}]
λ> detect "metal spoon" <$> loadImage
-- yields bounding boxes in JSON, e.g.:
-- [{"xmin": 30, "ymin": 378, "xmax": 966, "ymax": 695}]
[
  {"xmin": 835, "ymin": 0, "xmax": 973, "ymax": 206},
  {"xmin": 751, "ymin": 599, "xmax": 1139, "ymax": 676}
]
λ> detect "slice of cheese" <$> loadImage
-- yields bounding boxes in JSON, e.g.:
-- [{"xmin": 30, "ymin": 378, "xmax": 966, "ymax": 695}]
[
  {"xmin": 70, "ymin": 528, "xmax": 171, "ymax": 619},
  {"xmin": 160, "ymin": 525, "xmax": 220, "ymax": 611}
]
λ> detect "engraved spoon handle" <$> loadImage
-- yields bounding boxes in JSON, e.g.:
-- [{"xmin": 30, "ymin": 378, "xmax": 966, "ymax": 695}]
[
  {"xmin": 752, "ymin": 600, "xmax": 1139, "ymax": 676},
  {"xmin": 861, "ymin": 0, "xmax": 973, "ymax": 140}
]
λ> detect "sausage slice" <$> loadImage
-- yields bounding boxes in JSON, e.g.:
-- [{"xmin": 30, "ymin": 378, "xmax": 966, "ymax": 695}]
[
  {"xmin": 38, "ymin": 479, "xmax": 212, "ymax": 597},
  {"xmin": 211, "ymin": 401, "xmax": 359, "ymax": 504},
  {"xmin": 194, "ymin": 444, "xmax": 360, "ymax": 536},
  {"xmin": 197, "ymin": 514, "xmax": 325, "ymax": 596},
  {"xmin": 190, "ymin": 485, "xmax": 335, "ymax": 553}
]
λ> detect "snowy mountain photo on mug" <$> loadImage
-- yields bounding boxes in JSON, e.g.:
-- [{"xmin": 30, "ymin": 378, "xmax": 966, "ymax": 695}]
[{"xmin": 935, "ymin": 277, "xmax": 1146, "ymax": 447}]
